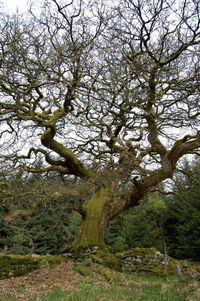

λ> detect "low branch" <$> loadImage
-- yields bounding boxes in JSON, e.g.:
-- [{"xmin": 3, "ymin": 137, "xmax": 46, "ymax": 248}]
[
  {"xmin": 150, "ymin": 189, "xmax": 198, "ymax": 211},
  {"xmin": 4, "ymin": 204, "xmax": 40, "ymax": 224}
]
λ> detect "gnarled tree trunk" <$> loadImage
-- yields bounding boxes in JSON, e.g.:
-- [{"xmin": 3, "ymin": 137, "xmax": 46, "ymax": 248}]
[
  {"xmin": 70, "ymin": 183, "xmax": 144, "ymax": 251},
  {"xmin": 70, "ymin": 153, "xmax": 180, "ymax": 251},
  {"xmin": 71, "ymin": 186, "xmax": 111, "ymax": 249}
]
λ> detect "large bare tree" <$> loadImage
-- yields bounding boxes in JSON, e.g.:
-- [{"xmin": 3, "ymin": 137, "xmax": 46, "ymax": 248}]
[{"xmin": 0, "ymin": 0, "xmax": 199, "ymax": 251}]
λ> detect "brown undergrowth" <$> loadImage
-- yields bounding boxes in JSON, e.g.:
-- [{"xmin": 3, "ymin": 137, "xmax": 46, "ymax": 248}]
[
  {"xmin": 0, "ymin": 260, "xmax": 114, "ymax": 301},
  {"xmin": 0, "ymin": 261, "xmax": 83, "ymax": 301}
]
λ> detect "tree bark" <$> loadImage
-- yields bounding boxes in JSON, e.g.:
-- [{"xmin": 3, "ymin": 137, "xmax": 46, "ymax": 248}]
[
  {"xmin": 71, "ymin": 186, "xmax": 112, "ymax": 250},
  {"xmin": 70, "ymin": 184, "xmax": 143, "ymax": 250}
]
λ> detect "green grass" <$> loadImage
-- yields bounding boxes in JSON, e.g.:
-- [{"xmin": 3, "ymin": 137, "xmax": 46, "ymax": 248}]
[
  {"xmin": 1, "ymin": 296, "xmax": 18, "ymax": 301},
  {"xmin": 40, "ymin": 275, "xmax": 198, "ymax": 301},
  {"xmin": 2, "ymin": 275, "xmax": 198, "ymax": 301}
]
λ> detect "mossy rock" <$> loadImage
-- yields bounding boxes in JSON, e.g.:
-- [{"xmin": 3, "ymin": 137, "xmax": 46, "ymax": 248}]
[
  {"xmin": 40, "ymin": 255, "xmax": 68, "ymax": 268},
  {"xmin": 116, "ymin": 248, "xmax": 181, "ymax": 276},
  {"xmin": 63, "ymin": 246, "xmax": 95, "ymax": 259},
  {"xmin": 73, "ymin": 264, "xmax": 93, "ymax": 276},
  {"xmin": 91, "ymin": 254, "xmax": 104, "ymax": 264},
  {"xmin": 0, "ymin": 255, "xmax": 41, "ymax": 280},
  {"xmin": 103, "ymin": 270, "xmax": 114, "ymax": 282},
  {"xmin": 91, "ymin": 250, "xmax": 120, "ymax": 271},
  {"xmin": 81, "ymin": 257, "xmax": 93, "ymax": 266},
  {"xmin": 0, "ymin": 254, "xmax": 67, "ymax": 280},
  {"xmin": 116, "ymin": 247, "xmax": 158, "ymax": 258}
]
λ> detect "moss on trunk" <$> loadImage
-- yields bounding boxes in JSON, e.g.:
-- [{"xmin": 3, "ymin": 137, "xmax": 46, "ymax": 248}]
[{"xmin": 71, "ymin": 186, "xmax": 112, "ymax": 250}]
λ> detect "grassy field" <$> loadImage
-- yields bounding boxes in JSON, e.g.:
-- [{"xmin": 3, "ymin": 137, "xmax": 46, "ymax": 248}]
[
  {"xmin": 0, "ymin": 255, "xmax": 199, "ymax": 301},
  {"xmin": 42, "ymin": 277, "xmax": 198, "ymax": 301},
  {"xmin": 2, "ymin": 273, "xmax": 199, "ymax": 301}
]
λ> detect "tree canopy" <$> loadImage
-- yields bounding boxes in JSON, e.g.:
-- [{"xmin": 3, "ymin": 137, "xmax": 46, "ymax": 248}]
[{"xmin": 0, "ymin": 0, "xmax": 200, "ymax": 250}]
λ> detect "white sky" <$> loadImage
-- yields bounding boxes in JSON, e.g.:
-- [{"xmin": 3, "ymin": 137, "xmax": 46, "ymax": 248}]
[{"xmin": 1, "ymin": 0, "xmax": 28, "ymax": 13}]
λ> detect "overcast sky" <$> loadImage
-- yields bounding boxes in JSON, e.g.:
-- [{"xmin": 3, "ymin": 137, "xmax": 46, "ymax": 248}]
[{"xmin": 1, "ymin": 0, "xmax": 28, "ymax": 13}]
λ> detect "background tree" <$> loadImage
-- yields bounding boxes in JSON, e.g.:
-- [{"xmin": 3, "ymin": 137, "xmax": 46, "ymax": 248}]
[
  {"xmin": 0, "ymin": 0, "xmax": 200, "ymax": 251},
  {"xmin": 106, "ymin": 192, "xmax": 167, "ymax": 253},
  {"xmin": 164, "ymin": 157, "xmax": 200, "ymax": 260},
  {"xmin": 0, "ymin": 174, "xmax": 82, "ymax": 254}
]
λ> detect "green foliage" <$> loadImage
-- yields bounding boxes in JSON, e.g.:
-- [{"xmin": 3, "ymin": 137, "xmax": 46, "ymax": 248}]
[
  {"xmin": 0, "ymin": 216, "xmax": 15, "ymax": 249},
  {"xmin": 0, "ymin": 209, "xmax": 69, "ymax": 255},
  {"xmin": 65, "ymin": 211, "xmax": 82, "ymax": 243},
  {"xmin": 145, "ymin": 192, "xmax": 167, "ymax": 212},
  {"xmin": 165, "ymin": 158, "xmax": 200, "ymax": 260},
  {"xmin": 106, "ymin": 203, "xmax": 166, "ymax": 253},
  {"xmin": 0, "ymin": 176, "xmax": 79, "ymax": 255}
]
